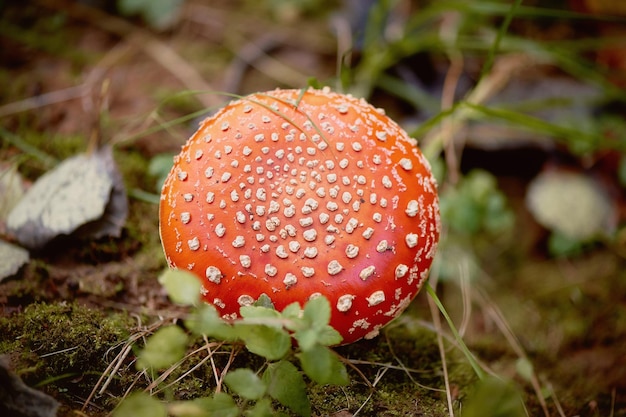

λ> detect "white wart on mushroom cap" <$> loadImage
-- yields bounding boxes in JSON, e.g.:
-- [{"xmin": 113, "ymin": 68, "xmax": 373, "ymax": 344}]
[{"xmin": 159, "ymin": 87, "xmax": 440, "ymax": 344}]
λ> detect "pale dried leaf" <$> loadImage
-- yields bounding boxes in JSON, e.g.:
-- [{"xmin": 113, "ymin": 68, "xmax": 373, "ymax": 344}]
[
  {"xmin": 0, "ymin": 240, "xmax": 29, "ymax": 282},
  {"xmin": 6, "ymin": 146, "xmax": 128, "ymax": 249},
  {"xmin": 0, "ymin": 164, "xmax": 26, "ymax": 222}
]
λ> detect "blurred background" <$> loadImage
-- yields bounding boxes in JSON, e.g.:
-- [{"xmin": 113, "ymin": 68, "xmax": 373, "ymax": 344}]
[{"xmin": 1, "ymin": 1, "xmax": 626, "ymax": 416}]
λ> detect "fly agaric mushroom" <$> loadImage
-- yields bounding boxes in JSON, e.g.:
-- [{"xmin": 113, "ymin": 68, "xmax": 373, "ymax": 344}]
[{"xmin": 159, "ymin": 87, "xmax": 440, "ymax": 344}]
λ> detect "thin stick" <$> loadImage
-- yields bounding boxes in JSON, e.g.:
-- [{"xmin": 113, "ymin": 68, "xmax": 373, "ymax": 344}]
[
  {"xmin": 439, "ymin": 11, "xmax": 465, "ymax": 185},
  {"xmin": 150, "ymin": 342, "xmax": 223, "ymax": 395},
  {"xmin": 0, "ymin": 85, "xmax": 86, "ymax": 118},
  {"xmin": 353, "ymin": 366, "xmax": 389, "ymax": 417}
]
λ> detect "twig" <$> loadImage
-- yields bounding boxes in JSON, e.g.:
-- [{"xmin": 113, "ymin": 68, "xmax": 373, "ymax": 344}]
[
  {"xmin": 38, "ymin": 345, "xmax": 80, "ymax": 358},
  {"xmin": 215, "ymin": 344, "xmax": 242, "ymax": 393},
  {"xmin": 204, "ymin": 335, "xmax": 223, "ymax": 390},
  {"xmin": 353, "ymin": 366, "xmax": 389, "ymax": 417},
  {"xmin": 149, "ymin": 341, "xmax": 225, "ymax": 395},
  {"xmin": 439, "ymin": 11, "xmax": 465, "ymax": 185},
  {"xmin": 0, "ymin": 85, "xmax": 86, "ymax": 118},
  {"xmin": 422, "ymin": 53, "xmax": 536, "ymax": 159},
  {"xmin": 546, "ymin": 382, "xmax": 566, "ymax": 417},
  {"xmin": 82, "ymin": 317, "xmax": 162, "ymax": 411},
  {"xmin": 341, "ymin": 357, "xmax": 374, "ymax": 392}
]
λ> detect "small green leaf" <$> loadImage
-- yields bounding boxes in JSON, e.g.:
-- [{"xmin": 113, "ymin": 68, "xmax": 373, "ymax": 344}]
[
  {"xmin": 292, "ymin": 321, "xmax": 342, "ymax": 350},
  {"xmin": 158, "ymin": 269, "xmax": 201, "ymax": 306},
  {"xmin": 312, "ymin": 326, "xmax": 343, "ymax": 347},
  {"xmin": 302, "ymin": 296, "xmax": 330, "ymax": 327},
  {"xmin": 281, "ymin": 302, "xmax": 303, "ymax": 322},
  {"xmin": 548, "ymin": 232, "xmax": 585, "ymax": 257},
  {"xmin": 264, "ymin": 360, "xmax": 311, "ymax": 417},
  {"xmin": 201, "ymin": 392, "xmax": 239, "ymax": 417},
  {"xmin": 185, "ymin": 304, "xmax": 238, "ymax": 341},
  {"xmin": 117, "ymin": 0, "xmax": 184, "ymax": 30},
  {"xmin": 169, "ymin": 399, "xmax": 212, "ymax": 417},
  {"xmin": 297, "ymin": 344, "xmax": 349, "ymax": 386},
  {"xmin": 253, "ymin": 293, "xmax": 275, "ymax": 309},
  {"xmin": 137, "ymin": 325, "xmax": 187, "ymax": 370},
  {"xmin": 306, "ymin": 77, "xmax": 323, "ymax": 89},
  {"xmin": 244, "ymin": 397, "xmax": 274, "ymax": 417},
  {"xmin": 240, "ymin": 305, "xmax": 283, "ymax": 326},
  {"xmin": 293, "ymin": 328, "xmax": 318, "ymax": 351},
  {"xmin": 439, "ymin": 169, "xmax": 514, "ymax": 236},
  {"xmin": 238, "ymin": 324, "xmax": 291, "ymax": 360},
  {"xmin": 292, "ymin": 325, "xmax": 343, "ymax": 351},
  {"xmin": 147, "ymin": 153, "xmax": 175, "ymax": 192},
  {"xmin": 143, "ymin": 0, "xmax": 184, "ymax": 30},
  {"xmin": 291, "ymin": 297, "xmax": 342, "ymax": 349},
  {"xmin": 113, "ymin": 392, "xmax": 167, "ymax": 417},
  {"xmin": 515, "ymin": 357, "xmax": 534, "ymax": 383},
  {"xmin": 224, "ymin": 369, "xmax": 267, "ymax": 400}
]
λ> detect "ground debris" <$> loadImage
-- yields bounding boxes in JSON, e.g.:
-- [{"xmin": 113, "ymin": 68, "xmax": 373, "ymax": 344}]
[
  {"xmin": 6, "ymin": 146, "xmax": 128, "ymax": 250},
  {"xmin": 0, "ymin": 355, "xmax": 59, "ymax": 417}
]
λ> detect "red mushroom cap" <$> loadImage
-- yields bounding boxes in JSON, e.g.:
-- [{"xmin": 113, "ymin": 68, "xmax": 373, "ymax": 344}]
[{"xmin": 159, "ymin": 87, "xmax": 440, "ymax": 344}]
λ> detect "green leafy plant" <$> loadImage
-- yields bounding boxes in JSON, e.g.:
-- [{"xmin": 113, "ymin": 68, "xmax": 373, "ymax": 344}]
[
  {"xmin": 114, "ymin": 269, "xmax": 348, "ymax": 417},
  {"xmin": 439, "ymin": 169, "xmax": 514, "ymax": 237},
  {"xmin": 117, "ymin": 0, "xmax": 185, "ymax": 31}
]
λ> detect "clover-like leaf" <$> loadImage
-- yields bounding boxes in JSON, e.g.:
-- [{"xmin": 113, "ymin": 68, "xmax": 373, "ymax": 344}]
[
  {"xmin": 224, "ymin": 369, "xmax": 267, "ymax": 400},
  {"xmin": 185, "ymin": 304, "xmax": 238, "ymax": 341},
  {"xmin": 243, "ymin": 397, "xmax": 274, "ymax": 417},
  {"xmin": 292, "ymin": 297, "xmax": 342, "ymax": 349},
  {"xmin": 136, "ymin": 325, "xmax": 187, "ymax": 370},
  {"xmin": 158, "ymin": 269, "xmax": 201, "ymax": 306},
  {"xmin": 240, "ymin": 305, "xmax": 283, "ymax": 327},
  {"xmin": 113, "ymin": 392, "xmax": 167, "ymax": 417},
  {"xmin": 281, "ymin": 302, "xmax": 303, "ymax": 322},
  {"xmin": 263, "ymin": 360, "xmax": 310, "ymax": 417},
  {"xmin": 253, "ymin": 293, "xmax": 275, "ymax": 309},
  {"xmin": 200, "ymin": 392, "xmax": 239, "ymax": 417},
  {"xmin": 302, "ymin": 296, "xmax": 331, "ymax": 328},
  {"xmin": 237, "ymin": 324, "xmax": 290, "ymax": 361},
  {"xmin": 297, "ymin": 344, "xmax": 349, "ymax": 386}
]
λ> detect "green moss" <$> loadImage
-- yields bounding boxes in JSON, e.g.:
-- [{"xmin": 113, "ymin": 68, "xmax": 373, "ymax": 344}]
[
  {"xmin": 0, "ymin": 302, "xmax": 135, "ymax": 405},
  {"xmin": 307, "ymin": 325, "xmax": 477, "ymax": 416}
]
